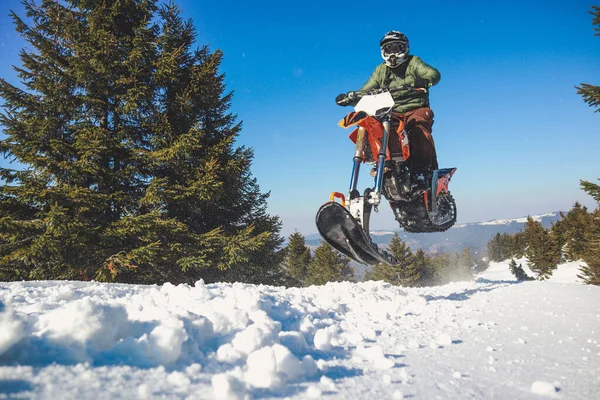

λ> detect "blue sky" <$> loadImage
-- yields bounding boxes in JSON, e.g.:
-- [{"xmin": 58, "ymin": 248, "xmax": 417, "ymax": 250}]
[{"xmin": 1, "ymin": 0, "xmax": 599, "ymax": 237}]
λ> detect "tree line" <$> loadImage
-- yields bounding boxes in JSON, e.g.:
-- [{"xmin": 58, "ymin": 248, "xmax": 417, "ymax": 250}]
[
  {"xmin": 281, "ymin": 231, "xmax": 485, "ymax": 288},
  {"xmin": 486, "ymin": 181, "xmax": 600, "ymax": 285}
]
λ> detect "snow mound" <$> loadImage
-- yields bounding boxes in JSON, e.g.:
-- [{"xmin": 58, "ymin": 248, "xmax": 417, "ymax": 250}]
[
  {"xmin": 479, "ymin": 257, "xmax": 585, "ymax": 284},
  {"xmin": 1, "ymin": 261, "xmax": 598, "ymax": 399}
]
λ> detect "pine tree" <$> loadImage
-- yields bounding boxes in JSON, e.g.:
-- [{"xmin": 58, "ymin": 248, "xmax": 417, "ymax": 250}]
[
  {"xmin": 499, "ymin": 233, "xmax": 514, "ymax": 260},
  {"xmin": 523, "ymin": 217, "xmax": 560, "ymax": 280},
  {"xmin": 512, "ymin": 231, "xmax": 527, "ymax": 258},
  {"xmin": 368, "ymin": 233, "xmax": 420, "ymax": 286},
  {"xmin": 0, "ymin": 0, "xmax": 282, "ymax": 284},
  {"xmin": 580, "ymin": 179, "xmax": 600, "ymax": 203},
  {"xmin": 472, "ymin": 253, "xmax": 489, "ymax": 274},
  {"xmin": 553, "ymin": 202, "xmax": 590, "ymax": 261},
  {"xmin": 393, "ymin": 236, "xmax": 421, "ymax": 286},
  {"xmin": 575, "ymin": 6, "xmax": 600, "ymax": 112},
  {"xmin": 426, "ymin": 252, "xmax": 452, "ymax": 285},
  {"xmin": 411, "ymin": 249, "xmax": 432, "ymax": 286},
  {"xmin": 486, "ymin": 232, "xmax": 518, "ymax": 262},
  {"xmin": 509, "ymin": 258, "xmax": 533, "ymax": 281},
  {"xmin": 552, "ymin": 212, "xmax": 569, "ymax": 258},
  {"xmin": 281, "ymin": 232, "xmax": 312, "ymax": 286},
  {"xmin": 305, "ymin": 242, "xmax": 354, "ymax": 286},
  {"xmin": 486, "ymin": 233, "xmax": 503, "ymax": 262},
  {"xmin": 577, "ymin": 182, "xmax": 600, "ymax": 286},
  {"xmin": 578, "ymin": 209, "xmax": 600, "ymax": 285},
  {"xmin": 453, "ymin": 248, "xmax": 475, "ymax": 281}
]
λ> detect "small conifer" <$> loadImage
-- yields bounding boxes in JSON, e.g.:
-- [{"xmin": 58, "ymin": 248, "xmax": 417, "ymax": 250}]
[
  {"xmin": 305, "ymin": 242, "xmax": 354, "ymax": 286},
  {"xmin": 281, "ymin": 232, "xmax": 312, "ymax": 286},
  {"xmin": 523, "ymin": 217, "xmax": 560, "ymax": 280},
  {"xmin": 509, "ymin": 259, "xmax": 533, "ymax": 281}
]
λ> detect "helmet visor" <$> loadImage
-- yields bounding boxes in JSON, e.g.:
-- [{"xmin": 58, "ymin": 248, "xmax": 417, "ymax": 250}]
[{"xmin": 382, "ymin": 41, "xmax": 406, "ymax": 55}]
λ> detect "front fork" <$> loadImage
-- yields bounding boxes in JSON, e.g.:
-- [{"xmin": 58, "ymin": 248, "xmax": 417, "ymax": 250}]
[
  {"xmin": 374, "ymin": 118, "xmax": 392, "ymax": 198},
  {"xmin": 348, "ymin": 126, "xmax": 366, "ymax": 196},
  {"xmin": 348, "ymin": 117, "xmax": 392, "ymax": 201},
  {"xmin": 346, "ymin": 117, "xmax": 392, "ymax": 229}
]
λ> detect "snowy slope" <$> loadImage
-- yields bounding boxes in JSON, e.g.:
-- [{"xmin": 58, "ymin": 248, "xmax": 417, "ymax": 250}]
[
  {"xmin": 477, "ymin": 213, "xmax": 559, "ymax": 226},
  {"xmin": 1, "ymin": 261, "xmax": 599, "ymax": 399}
]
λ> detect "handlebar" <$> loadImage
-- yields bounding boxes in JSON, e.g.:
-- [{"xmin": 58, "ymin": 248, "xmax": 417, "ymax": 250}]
[
  {"xmin": 336, "ymin": 86, "xmax": 427, "ymax": 107},
  {"xmin": 354, "ymin": 86, "xmax": 428, "ymax": 97}
]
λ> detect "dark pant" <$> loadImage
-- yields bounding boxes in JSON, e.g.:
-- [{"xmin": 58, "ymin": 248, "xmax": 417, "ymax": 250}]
[{"xmin": 388, "ymin": 107, "xmax": 438, "ymax": 173}]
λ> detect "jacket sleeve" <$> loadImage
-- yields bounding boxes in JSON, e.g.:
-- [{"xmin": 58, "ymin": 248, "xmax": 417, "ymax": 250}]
[
  {"xmin": 359, "ymin": 65, "xmax": 384, "ymax": 92},
  {"xmin": 342, "ymin": 65, "xmax": 382, "ymax": 106},
  {"xmin": 411, "ymin": 56, "xmax": 441, "ymax": 86}
]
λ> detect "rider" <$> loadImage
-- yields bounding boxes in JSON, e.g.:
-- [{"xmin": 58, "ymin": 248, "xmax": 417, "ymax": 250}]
[{"xmin": 336, "ymin": 30, "xmax": 440, "ymax": 189}]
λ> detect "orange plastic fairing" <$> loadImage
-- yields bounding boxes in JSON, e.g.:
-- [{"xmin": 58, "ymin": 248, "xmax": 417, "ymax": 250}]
[
  {"xmin": 436, "ymin": 174, "xmax": 451, "ymax": 195},
  {"xmin": 338, "ymin": 111, "xmax": 368, "ymax": 128},
  {"xmin": 342, "ymin": 113, "xmax": 390, "ymax": 162}
]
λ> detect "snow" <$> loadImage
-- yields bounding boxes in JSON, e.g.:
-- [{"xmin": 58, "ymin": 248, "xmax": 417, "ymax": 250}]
[
  {"xmin": 369, "ymin": 231, "xmax": 397, "ymax": 236},
  {"xmin": 478, "ymin": 213, "xmax": 557, "ymax": 226},
  {"xmin": 1, "ymin": 260, "xmax": 599, "ymax": 399}
]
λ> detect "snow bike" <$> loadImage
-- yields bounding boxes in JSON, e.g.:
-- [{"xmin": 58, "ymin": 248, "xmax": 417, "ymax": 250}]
[{"xmin": 315, "ymin": 88, "xmax": 457, "ymax": 266}]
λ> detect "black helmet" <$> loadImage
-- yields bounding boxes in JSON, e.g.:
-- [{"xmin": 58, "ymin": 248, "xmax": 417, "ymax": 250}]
[{"xmin": 380, "ymin": 31, "xmax": 409, "ymax": 68}]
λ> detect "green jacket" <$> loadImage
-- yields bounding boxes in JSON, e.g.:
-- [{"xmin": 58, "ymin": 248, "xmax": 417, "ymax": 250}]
[{"xmin": 358, "ymin": 55, "xmax": 440, "ymax": 113}]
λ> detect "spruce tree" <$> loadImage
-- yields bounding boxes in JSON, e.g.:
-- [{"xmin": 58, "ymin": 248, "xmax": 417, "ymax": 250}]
[
  {"xmin": 281, "ymin": 232, "xmax": 312, "ymax": 286},
  {"xmin": 509, "ymin": 258, "xmax": 533, "ymax": 281},
  {"xmin": 472, "ymin": 253, "xmax": 489, "ymax": 274},
  {"xmin": 411, "ymin": 249, "xmax": 431, "ymax": 286},
  {"xmin": 453, "ymin": 248, "xmax": 475, "ymax": 281},
  {"xmin": 305, "ymin": 242, "xmax": 354, "ymax": 286},
  {"xmin": 487, "ymin": 232, "xmax": 518, "ymax": 262},
  {"xmin": 553, "ymin": 202, "xmax": 590, "ymax": 261},
  {"xmin": 392, "ymin": 235, "xmax": 421, "ymax": 286},
  {"xmin": 580, "ymin": 179, "xmax": 600, "ymax": 203},
  {"xmin": 577, "ymin": 183, "xmax": 600, "ymax": 286},
  {"xmin": 486, "ymin": 233, "xmax": 503, "ymax": 262},
  {"xmin": 552, "ymin": 212, "xmax": 569, "ymax": 258},
  {"xmin": 523, "ymin": 217, "xmax": 560, "ymax": 280},
  {"xmin": 575, "ymin": 6, "xmax": 600, "ymax": 112},
  {"xmin": 427, "ymin": 252, "xmax": 452, "ymax": 285},
  {"xmin": 499, "ymin": 233, "xmax": 514, "ymax": 260},
  {"xmin": 512, "ymin": 231, "xmax": 527, "ymax": 258},
  {"xmin": 578, "ymin": 209, "xmax": 600, "ymax": 285},
  {"xmin": 0, "ymin": 0, "xmax": 282, "ymax": 284},
  {"xmin": 427, "ymin": 249, "xmax": 475, "ymax": 284},
  {"xmin": 368, "ymin": 233, "xmax": 419, "ymax": 286}
]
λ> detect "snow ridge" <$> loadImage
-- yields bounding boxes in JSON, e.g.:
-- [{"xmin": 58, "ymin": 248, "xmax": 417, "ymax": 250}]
[{"xmin": 477, "ymin": 212, "xmax": 558, "ymax": 226}]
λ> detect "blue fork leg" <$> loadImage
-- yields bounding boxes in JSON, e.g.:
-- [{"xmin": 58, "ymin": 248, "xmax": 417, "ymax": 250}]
[
  {"xmin": 348, "ymin": 126, "xmax": 366, "ymax": 195},
  {"xmin": 374, "ymin": 120, "xmax": 391, "ymax": 195}
]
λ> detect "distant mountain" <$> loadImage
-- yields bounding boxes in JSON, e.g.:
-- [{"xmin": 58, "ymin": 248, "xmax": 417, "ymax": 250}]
[{"xmin": 304, "ymin": 212, "xmax": 562, "ymax": 256}]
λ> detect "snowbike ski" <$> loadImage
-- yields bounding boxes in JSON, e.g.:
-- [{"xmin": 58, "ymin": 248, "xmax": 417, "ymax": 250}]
[
  {"xmin": 315, "ymin": 88, "xmax": 457, "ymax": 266},
  {"xmin": 316, "ymin": 195, "xmax": 397, "ymax": 266}
]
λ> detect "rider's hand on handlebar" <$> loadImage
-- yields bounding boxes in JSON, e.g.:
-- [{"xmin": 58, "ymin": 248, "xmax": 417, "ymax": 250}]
[
  {"xmin": 335, "ymin": 91, "xmax": 356, "ymax": 106},
  {"xmin": 412, "ymin": 77, "xmax": 431, "ymax": 89}
]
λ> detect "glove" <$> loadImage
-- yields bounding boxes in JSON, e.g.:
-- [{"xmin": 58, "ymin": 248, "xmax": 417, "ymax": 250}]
[
  {"xmin": 335, "ymin": 91, "xmax": 356, "ymax": 106},
  {"xmin": 412, "ymin": 77, "xmax": 430, "ymax": 89}
]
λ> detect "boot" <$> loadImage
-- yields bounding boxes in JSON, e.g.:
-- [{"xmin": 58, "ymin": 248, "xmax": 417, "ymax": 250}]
[{"xmin": 414, "ymin": 172, "xmax": 429, "ymax": 193}]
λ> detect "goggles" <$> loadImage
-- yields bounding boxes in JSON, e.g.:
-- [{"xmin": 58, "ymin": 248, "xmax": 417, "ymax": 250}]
[{"xmin": 382, "ymin": 41, "xmax": 406, "ymax": 55}]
